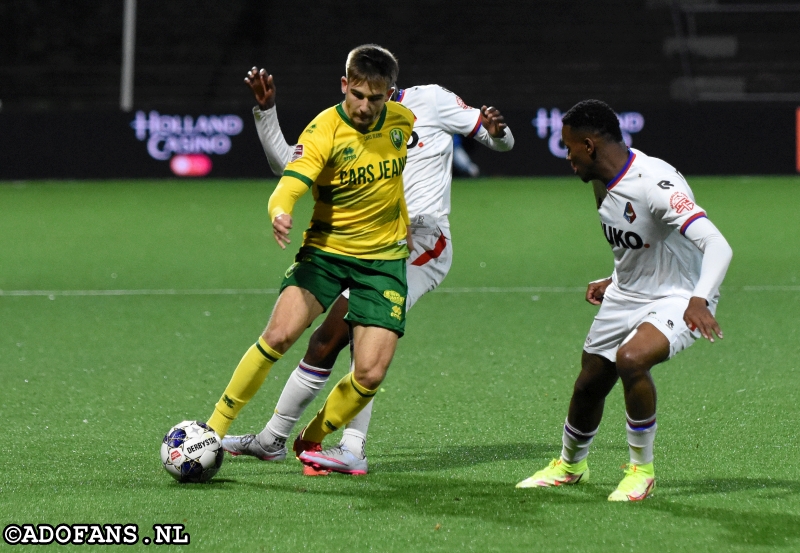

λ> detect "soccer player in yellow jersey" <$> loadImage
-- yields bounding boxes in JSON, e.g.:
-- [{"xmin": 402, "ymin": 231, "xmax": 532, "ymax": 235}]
[{"xmin": 205, "ymin": 44, "xmax": 415, "ymax": 473}]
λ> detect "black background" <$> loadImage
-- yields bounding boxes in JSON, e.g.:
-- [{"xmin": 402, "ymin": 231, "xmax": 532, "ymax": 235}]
[{"xmin": 1, "ymin": 104, "xmax": 796, "ymax": 180}]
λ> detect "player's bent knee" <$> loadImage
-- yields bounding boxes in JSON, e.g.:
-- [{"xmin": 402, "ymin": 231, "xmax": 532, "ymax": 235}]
[
  {"xmin": 261, "ymin": 327, "xmax": 298, "ymax": 354},
  {"xmin": 615, "ymin": 349, "xmax": 652, "ymax": 378},
  {"xmin": 352, "ymin": 367, "xmax": 386, "ymax": 391},
  {"xmin": 353, "ymin": 374, "xmax": 382, "ymax": 391}
]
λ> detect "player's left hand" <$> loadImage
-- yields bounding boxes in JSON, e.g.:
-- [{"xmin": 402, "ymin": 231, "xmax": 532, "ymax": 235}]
[
  {"xmin": 272, "ymin": 213, "xmax": 292, "ymax": 249},
  {"xmin": 684, "ymin": 296, "xmax": 723, "ymax": 343},
  {"xmin": 586, "ymin": 277, "xmax": 612, "ymax": 305},
  {"xmin": 245, "ymin": 67, "xmax": 276, "ymax": 110},
  {"xmin": 480, "ymin": 105, "xmax": 507, "ymax": 138}
]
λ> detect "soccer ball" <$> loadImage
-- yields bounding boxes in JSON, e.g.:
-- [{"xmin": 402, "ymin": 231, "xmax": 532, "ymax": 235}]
[{"xmin": 160, "ymin": 420, "xmax": 224, "ymax": 483}]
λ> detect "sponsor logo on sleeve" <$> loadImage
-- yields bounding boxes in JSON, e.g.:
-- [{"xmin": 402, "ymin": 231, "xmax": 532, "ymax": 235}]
[
  {"xmin": 669, "ymin": 192, "xmax": 695, "ymax": 214},
  {"xmin": 290, "ymin": 144, "xmax": 304, "ymax": 162},
  {"xmin": 455, "ymin": 95, "xmax": 472, "ymax": 110}
]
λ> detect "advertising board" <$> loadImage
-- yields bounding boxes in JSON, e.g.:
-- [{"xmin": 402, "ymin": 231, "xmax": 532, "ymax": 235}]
[{"xmin": 1, "ymin": 104, "xmax": 797, "ymax": 179}]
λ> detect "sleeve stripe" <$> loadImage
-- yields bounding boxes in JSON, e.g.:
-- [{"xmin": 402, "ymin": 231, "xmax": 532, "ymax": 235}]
[
  {"xmin": 467, "ymin": 115, "xmax": 482, "ymax": 138},
  {"xmin": 680, "ymin": 212, "xmax": 707, "ymax": 235},
  {"xmin": 283, "ymin": 169, "xmax": 314, "ymax": 187}
]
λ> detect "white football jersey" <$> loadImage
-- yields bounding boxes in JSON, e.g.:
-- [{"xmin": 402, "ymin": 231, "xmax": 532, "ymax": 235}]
[
  {"xmin": 595, "ymin": 148, "xmax": 713, "ymax": 301},
  {"xmin": 397, "ymin": 85, "xmax": 486, "ymax": 238}
]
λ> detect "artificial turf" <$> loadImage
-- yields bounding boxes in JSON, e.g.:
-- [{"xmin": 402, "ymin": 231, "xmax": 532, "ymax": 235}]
[{"xmin": 1, "ymin": 177, "xmax": 798, "ymax": 551}]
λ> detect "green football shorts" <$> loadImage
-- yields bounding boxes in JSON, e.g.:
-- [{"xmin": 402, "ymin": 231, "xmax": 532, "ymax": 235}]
[{"xmin": 280, "ymin": 247, "xmax": 408, "ymax": 336}]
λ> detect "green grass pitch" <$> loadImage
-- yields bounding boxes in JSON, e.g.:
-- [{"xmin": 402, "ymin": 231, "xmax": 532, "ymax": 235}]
[{"xmin": 1, "ymin": 176, "xmax": 798, "ymax": 551}]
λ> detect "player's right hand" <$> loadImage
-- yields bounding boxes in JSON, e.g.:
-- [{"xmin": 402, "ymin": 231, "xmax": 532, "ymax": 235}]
[
  {"xmin": 272, "ymin": 213, "xmax": 292, "ymax": 249},
  {"xmin": 586, "ymin": 277, "xmax": 612, "ymax": 305},
  {"xmin": 480, "ymin": 105, "xmax": 507, "ymax": 138},
  {"xmin": 684, "ymin": 296, "xmax": 723, "ymax": 343},
  {"xmin": 245, "ymin": 67, "xmax": 276, "ymax": 110}
]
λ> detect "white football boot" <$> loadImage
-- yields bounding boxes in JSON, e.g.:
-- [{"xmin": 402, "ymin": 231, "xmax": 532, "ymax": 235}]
[{"xmin": 221, "ymin": 434, "xmax": 286, "ymax": 461}]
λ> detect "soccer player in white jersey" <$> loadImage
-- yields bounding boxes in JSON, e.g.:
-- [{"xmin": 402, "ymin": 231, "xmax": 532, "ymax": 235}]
[
  {"xmin": 516, "ymin": 100, "xmax": 732, "ymax": 501},
  {"xmin": 222, "ymin": 67, "xmax": 515, "ymax": 474}
]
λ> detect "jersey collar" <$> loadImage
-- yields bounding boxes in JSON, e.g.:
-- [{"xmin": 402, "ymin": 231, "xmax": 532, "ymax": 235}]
[
  {"xmin": 396, "ymin": 89, "xmax": 406, "ymax": 103},
  {"xmin": 335, "ymin": 103, "xmax": 388, "ymax": 134},
  {"xmin": 606, "ymin": 149, "xmax": 635, "ymax": 190}
]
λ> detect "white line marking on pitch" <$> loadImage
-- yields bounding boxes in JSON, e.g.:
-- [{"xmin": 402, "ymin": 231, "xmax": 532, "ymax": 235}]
[
  {"xmin": 1, "ymin": 285, "xmax": 798, "ymax": 297},
  {"xmin": 0, "ymin": 289, "xmax": 279, "ymax": 297}
]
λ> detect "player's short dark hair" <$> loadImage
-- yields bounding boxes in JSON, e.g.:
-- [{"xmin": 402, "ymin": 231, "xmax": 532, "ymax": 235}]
[
  {"xmin": 346, "ymin": 44, "xmax": 399, "ymax": 90},
  {"xmin": 562, "ymin": 100, "xmax": 623, "ymax": 143}
]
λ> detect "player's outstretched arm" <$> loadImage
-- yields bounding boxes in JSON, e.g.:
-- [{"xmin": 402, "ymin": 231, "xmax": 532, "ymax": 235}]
[
  {"xmin": 682, "ymin": 217, "xmax": 733, "ymax": 342},
  {"xmin": 474, "ymin": 105, "xmax": 514, "ymax": 151},
  {"xmin": 586, "ymin": 277, "xmax": 612, "ymax": 305},
  {"xmin": 245, "ymin": 67, "xmax": 276, "ymax": 110},
  {"xmin": 246, "ymin": 66, "xmax": 293, "ymax": 176}
]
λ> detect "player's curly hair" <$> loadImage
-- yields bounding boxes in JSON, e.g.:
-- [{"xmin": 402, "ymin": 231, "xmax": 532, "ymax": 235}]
[
  {"xmin": 345, "ymin": 44, "xmax": 399, "ymax": 90},
  {"xmin": 562, "ymin": 100, "xmax": 623, "ymax": 143}
]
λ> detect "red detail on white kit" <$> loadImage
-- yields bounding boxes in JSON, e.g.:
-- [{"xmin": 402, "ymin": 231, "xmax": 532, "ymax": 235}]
[
  {"xmin": 669, "ymin": 192, "xmax": 695, "ymax": 214},
  {"xmin": 411, "ymin": 234, "xmax": 447, "ymax": 266}
]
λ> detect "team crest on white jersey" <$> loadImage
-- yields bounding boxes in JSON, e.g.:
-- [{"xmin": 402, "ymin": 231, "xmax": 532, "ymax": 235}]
[
  {"xmin": 669, "ymin": 192, "xmax": 695, "ymax": 213},
  {"xmin": 623, "ymin": 202, "xmax": 637, "ymax": 223},
  {"xmin": 291, "ymin": 144, "xmax": 304, "ymax": 162}
]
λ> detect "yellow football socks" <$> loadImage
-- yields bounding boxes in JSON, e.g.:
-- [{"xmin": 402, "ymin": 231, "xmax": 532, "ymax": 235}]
[
  {"xmin": 207, "ymin": 337, "xmax": 282, "ymax": 437},
  {"xmin": 303, "ymin": 373, "xmax": 377, "ymax": 443}
]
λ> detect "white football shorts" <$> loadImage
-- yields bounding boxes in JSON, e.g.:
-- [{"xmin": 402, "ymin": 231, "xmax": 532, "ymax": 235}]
[
  {"xmin": 340, "ymin": 215, "xmax": 452, "ymax": 311},
  {"xmin": 406, "ymin": 220, "xmax": 452, "ymax": 309},
  {"xmin": 583, "ymin": 285, "xmax": 717, "ymax": 362}
]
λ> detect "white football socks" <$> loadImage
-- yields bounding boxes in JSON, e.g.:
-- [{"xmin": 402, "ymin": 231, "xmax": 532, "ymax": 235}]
[
  {"xmin": 561, "ymin": 419, "xmax": 598, "ymax": 464},
  {"xmin": 341, "ymin": 399, "xmax": 372, "ymax": 458},
  {"xmin": 626, "ymin": 412, "xmax": 657, "ymax": 465},
  {"xmin": 258, "ymin": 360, "xmax": 331, "ymax": 444}
]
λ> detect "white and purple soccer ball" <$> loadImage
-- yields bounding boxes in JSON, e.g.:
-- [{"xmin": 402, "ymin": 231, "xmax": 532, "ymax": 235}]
[{"xmin": 160, "ymin": 421, "xmax": 224, "ymax": 483}]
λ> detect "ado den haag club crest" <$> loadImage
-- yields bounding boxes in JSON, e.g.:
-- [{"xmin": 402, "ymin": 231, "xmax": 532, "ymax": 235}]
[{"xmin": 389, "ymin": 128, "xmax": 404, "ymax": 150}]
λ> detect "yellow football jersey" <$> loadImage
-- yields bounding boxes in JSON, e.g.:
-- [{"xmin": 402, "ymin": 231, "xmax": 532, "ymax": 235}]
[{"xmin": 276, "ymin": 101, "xmax": 414, "ymax": 260}]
